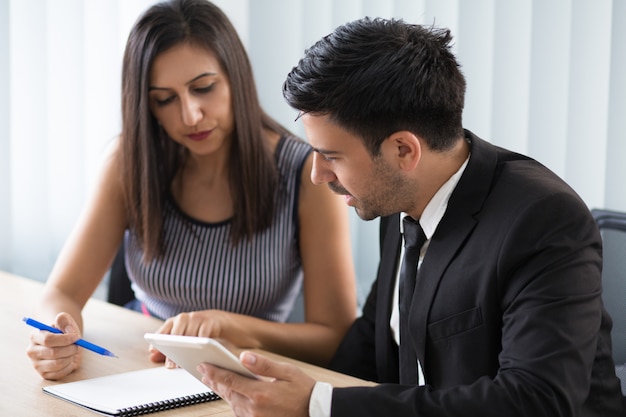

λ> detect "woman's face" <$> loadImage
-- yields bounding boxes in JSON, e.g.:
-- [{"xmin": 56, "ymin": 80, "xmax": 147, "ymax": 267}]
[{"xmin": 148, "ymin": 42, "xmax": 234, "ymax": 158}]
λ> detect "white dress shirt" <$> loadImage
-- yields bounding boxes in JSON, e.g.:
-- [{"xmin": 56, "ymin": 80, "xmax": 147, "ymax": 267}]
[{"xmin": 309, "ymin": 157, "xmax": 469, "ymax": 417}]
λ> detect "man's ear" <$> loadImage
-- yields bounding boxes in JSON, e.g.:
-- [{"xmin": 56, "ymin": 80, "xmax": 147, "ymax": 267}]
[{"xmin": 381, "ymin": 131, "xmax": 421, "ymax": 171}]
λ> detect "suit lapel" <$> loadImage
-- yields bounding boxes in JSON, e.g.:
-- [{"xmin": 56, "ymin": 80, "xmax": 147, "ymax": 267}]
[
  {"xmin": 410, "ymin": 210, "xmax": 476, "ymax": 370},
  {"xmin": 408, "ymin": 132, "xmax": 500, "ymax": 380}
]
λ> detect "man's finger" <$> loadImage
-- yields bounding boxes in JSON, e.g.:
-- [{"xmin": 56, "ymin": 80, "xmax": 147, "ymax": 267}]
[
  {"xmin": 239, "ymin": 351, "xmax": 297, "ymax": 381},
  {"xmin": 197, "ymin": 356, "xmax": 315, "ymax": 417},
  {"xmin": 198, "ymin": 362, "xmax": 245, "ymax": 401}
]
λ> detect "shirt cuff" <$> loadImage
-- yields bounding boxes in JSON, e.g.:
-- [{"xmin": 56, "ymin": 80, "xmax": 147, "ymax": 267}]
[{"xmin": 309, "ymin": 381, "xmax": 333, "ymax": 417}]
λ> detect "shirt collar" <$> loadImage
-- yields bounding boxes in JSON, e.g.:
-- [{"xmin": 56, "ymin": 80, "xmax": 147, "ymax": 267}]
[{"xmin": 400, "ymin": 155, "xmax": 470, "ymax": 239}]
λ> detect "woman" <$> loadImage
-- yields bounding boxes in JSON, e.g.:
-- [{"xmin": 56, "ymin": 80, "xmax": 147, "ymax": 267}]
[{"xmin": 26, "ymin": 0, "xmax": 356, "ymax": 380}]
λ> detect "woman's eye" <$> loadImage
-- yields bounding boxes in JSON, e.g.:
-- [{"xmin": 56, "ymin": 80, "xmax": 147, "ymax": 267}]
[
  {"xmin": 155, "ymin": 96, "xmax": 175, "ymax": 106},
  {"xmin": 195, "ymin": 84, "xmax": 214, "ymax": 94}
]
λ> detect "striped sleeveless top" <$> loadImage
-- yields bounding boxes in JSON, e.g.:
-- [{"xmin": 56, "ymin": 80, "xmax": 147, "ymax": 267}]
[{"xmin": 125, "ymin": 135, "xmax": 312, "ymax": 322}]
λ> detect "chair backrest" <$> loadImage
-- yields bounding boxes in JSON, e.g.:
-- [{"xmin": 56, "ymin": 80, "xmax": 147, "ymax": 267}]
[
  {"xmin": 591, "ymin": 209, "xmax": 626, "ymax": 365},
  {"xmin": 107, "ymin": 241, "xmax": 135, "ymax": 307}
]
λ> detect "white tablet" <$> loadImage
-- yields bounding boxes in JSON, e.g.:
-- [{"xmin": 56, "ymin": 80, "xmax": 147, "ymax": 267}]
[{"xmin": 144, "ymin": 333, "xmax": 259, "ymax": 381}]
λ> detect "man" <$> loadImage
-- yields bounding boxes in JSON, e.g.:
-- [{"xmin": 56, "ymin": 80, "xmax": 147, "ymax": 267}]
[{"xmin": 197, "ymin": 17, "xmax": 626, "ymax": 416}]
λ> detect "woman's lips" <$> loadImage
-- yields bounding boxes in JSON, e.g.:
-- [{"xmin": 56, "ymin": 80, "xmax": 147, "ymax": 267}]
[{"xmin": 187, "ymin": 130, "xmax": 212, "ymax": 141}]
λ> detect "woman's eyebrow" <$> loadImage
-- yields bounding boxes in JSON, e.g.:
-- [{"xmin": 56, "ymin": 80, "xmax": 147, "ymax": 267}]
[{"xmin": 149, "ymin": 72, "xmax": 217, "ymax": 91}]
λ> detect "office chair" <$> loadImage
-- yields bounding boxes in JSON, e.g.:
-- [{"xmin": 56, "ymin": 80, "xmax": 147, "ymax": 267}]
[
  {"xmin": 107, "ymin": 241, "xmax": 135, "ymax": 307},
  {"xmin": 591, "ymin": 208, "xmax": 626, "ymax": 395}
]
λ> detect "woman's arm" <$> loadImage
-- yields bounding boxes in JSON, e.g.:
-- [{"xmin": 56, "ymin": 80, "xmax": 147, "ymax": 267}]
[
  {"xmin": 284, "ymin": 152, "xmax": 357, "ymax": 362},
  {"xmin": 26, "ymin": 141, "xmax": 129, "ymax": 379},
  {"xmin": 42, "ymin": 142, "xmax": 128, "ymax": 324},
  {"xmin": 155, "ymin": 153, "xmax": 357, "ymax": 366}
]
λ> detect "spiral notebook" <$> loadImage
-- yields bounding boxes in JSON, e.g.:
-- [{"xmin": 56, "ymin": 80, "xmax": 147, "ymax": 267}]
[{"xmin": 42, "ymin": 367, "xmax": 220, "ymax": 416}]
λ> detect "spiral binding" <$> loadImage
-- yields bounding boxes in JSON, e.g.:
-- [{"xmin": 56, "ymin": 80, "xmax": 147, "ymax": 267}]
[{"xmin": 117, "ymin": 391, "xmax": 221, "ymax": 416}]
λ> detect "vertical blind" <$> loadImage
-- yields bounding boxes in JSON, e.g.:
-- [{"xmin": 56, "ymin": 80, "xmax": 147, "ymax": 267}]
[{"xmin": 1, "ymin": 0, "xmax": 624, "ymax": 306}]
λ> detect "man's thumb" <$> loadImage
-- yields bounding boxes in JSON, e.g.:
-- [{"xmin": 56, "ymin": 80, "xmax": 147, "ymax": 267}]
[{"xmin": 239, "ymin": 351, "xmax": 282, "ymax": 380}]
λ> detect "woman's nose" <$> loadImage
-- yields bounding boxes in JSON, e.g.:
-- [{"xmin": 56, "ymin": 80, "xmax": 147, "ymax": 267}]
[{"xmin": 180, "ymin": 96, "xmax": 203, "ymax": 126}]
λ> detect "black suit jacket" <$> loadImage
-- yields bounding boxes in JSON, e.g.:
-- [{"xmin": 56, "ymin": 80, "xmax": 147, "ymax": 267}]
[{"xmin": 329, "ymin": 131, "xmax": 626, "ymax": 416}]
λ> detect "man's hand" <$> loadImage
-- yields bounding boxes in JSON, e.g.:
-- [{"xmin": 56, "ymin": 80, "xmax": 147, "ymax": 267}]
[{"xmin": 198, "ymin": 351, "xmax": 316, "ymax": 417}]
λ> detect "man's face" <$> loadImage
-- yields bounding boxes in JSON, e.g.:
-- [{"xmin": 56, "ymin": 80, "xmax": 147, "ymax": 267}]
[{"xmin": 301, "ymin": 114, "xmax": 414, "ymax": 220}]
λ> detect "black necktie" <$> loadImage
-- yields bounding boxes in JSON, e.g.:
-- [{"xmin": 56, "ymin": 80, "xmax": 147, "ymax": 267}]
[{"xmin": 399, "ymin": 216, "xmax": 427, "ymax": 384}]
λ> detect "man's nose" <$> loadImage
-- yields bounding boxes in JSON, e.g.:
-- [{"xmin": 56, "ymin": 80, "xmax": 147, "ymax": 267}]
[{"xmin": 310, "ymin": 153, "xmax": 336, "ymax": 185}]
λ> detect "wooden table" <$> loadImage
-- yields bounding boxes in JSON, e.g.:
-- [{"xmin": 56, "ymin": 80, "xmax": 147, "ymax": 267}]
[{"xmin": 0, "ymin": 271, "xmax": 374, "ymax": 416}]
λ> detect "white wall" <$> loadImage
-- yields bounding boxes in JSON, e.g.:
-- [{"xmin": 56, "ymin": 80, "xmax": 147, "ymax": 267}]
[
  {"xmin": 0, "ymin": 0, "xmax": 9, "ymax": 271},
  {"xmin": 1, "ymin": 0, "xmax": 625, "ymax": 308}
]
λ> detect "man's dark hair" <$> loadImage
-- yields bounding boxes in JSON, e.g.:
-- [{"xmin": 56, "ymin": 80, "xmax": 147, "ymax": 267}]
[{"xmin": 283, "ymin": 17, "xmax": 466, "ymax": 155}]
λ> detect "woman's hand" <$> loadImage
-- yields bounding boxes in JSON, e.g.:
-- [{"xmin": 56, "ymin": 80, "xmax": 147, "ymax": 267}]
[
  {"xmin": 148, "ymin": 310, "xmax": 259, "ymax": 364},
  {"xmin": 25, "ymin": 312, "xmax": 82, "ymax": 380}
]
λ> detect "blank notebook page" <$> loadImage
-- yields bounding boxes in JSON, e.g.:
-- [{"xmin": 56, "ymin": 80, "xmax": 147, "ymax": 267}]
[{"xmin": 43, "ymin": 367, "xmax": 220, "ymax": 416}]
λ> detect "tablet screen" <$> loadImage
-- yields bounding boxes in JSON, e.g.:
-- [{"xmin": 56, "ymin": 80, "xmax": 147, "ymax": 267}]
[{"xmin": 144, "ymin": 333, "xmax": 259, "ymax": 381}]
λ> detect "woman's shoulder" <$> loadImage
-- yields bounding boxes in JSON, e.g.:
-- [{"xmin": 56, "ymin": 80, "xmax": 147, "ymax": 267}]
[
  {"xmin": 275, "ymin": 133, "xmax": 312, "ymax": 162},
  {"xmin": 271, "ymin": 133, "xmax": 312, "ymax": 195}
]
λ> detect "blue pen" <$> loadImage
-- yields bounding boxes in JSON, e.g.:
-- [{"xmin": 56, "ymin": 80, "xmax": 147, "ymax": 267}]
[{"xmin": 22, "ymin": 317, "xmax": 118, "ymax": 358}]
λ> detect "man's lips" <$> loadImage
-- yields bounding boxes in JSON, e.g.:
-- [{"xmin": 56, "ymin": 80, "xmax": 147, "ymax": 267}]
[
  {"xmin": 328, "ymin": 182, "xmax": 348, "ymax": 195},
  {"xmin": 328, "ymin": 183, "xmax": 355, "ymax": 205}
]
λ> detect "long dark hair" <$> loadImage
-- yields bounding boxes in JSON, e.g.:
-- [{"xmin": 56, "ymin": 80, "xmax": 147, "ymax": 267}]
[{"xmin": 121, "ymin": 0, "xmax": 285, "ymax": 261}]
